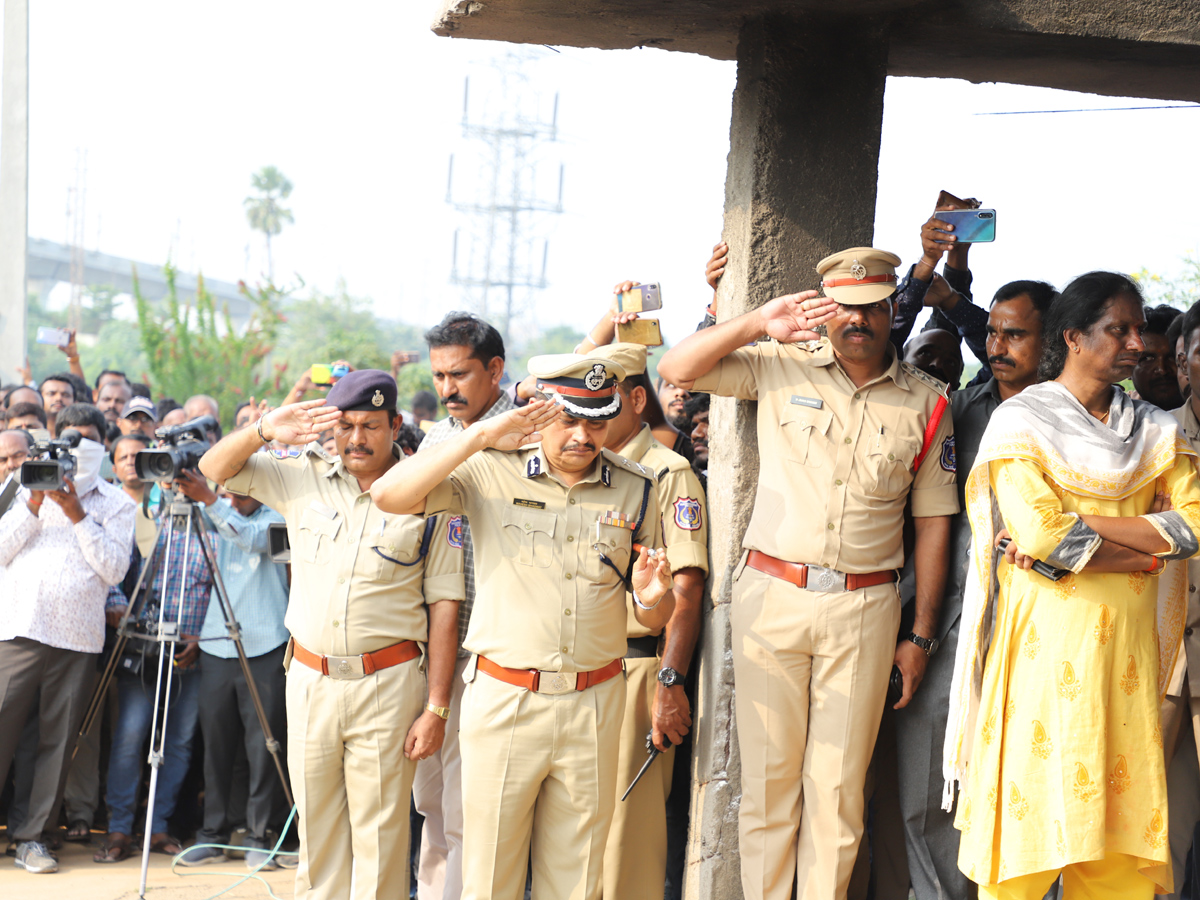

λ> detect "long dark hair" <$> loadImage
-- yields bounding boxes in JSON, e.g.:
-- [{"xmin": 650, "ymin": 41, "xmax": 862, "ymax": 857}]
[{"xmin": 1037, "ymin": 271, "xmax": 1144, "ymax": 382}]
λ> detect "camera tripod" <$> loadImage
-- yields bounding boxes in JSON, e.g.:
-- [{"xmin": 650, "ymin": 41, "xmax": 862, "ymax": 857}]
[{"xmin": 76, "ymin": 489, "xmax": 294, "ymax": 899}]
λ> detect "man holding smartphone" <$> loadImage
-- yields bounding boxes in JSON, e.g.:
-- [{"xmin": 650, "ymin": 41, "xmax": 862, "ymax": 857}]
[{"xmin": 659, "ymin": 248, "xmax": 956, "ymax": 900}]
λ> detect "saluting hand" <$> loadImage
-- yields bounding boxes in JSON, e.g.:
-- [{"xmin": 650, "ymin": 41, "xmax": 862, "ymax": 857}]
[
  {"xmin": 475, "ymin": 400, "xmax": 559, "ymax": 452},
  {"xmin": 758, "ymin": 291, "xmax": 838, "ymax": 344},
  {"xmin": 258, "ymin": 399, "xmax": 342, "ymax": 446},
  {"xmin": 631, "ymin": 546, "xmax": 673, "ymax": 606}
]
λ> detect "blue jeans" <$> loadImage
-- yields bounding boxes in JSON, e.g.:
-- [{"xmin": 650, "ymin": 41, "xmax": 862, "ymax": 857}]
[{"xmin": 106, "ymin": 662, "xmax": 200, "ymax": 835}]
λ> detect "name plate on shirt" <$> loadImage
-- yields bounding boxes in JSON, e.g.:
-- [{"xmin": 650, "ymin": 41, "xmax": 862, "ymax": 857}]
[
  {"xmin": 790, "ymin": 395, "xmax": 824, "ymax": 409},
  {"xmin": 513, "ymin": 498, "xmax": 546, "ymax": 510}
]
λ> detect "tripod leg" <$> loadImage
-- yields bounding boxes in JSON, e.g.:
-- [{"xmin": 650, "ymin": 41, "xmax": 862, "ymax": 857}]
[{"xmin": 191, "ymin": 509, "xmax": 295, "ymax": 809}]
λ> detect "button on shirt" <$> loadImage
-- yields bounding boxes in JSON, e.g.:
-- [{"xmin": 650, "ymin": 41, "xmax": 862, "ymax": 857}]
[
  {"xmin": 424, "ymin": 445, "xmax": 661, "ymax": 672},
  {"xmin": 616, "ymin": 424, "xmax": 709, "ymax": 639},
  {"xmin": 691, "ymin": 338, "xmax": 959, "ymax": 572},
  {"xmin": 418, "ymin": 392, "xmax": 516, "ymax": 657},
  {"xmin": 0, "ymin": 480, "xmax": 136, "ymax": 653},
  {"xmin": 226, "ymin": 444, "xmax": 464, "ymax": 656},
  {"xmin": 197, "ymin": 499, "xmax": 290, "ymax": 659}
]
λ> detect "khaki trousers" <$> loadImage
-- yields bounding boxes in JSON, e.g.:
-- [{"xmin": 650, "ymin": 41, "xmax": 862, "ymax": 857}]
[
  {"xmin": 460, "ymin": 665, "xmax": 625, "ymax": 900},
  {"xmin": 285, "ymin": 656, "xmax": 424, "ymax": 900},
  {"xmin": 732, "ymin": 565, "xmax": 900, "ymax": 900},
  {"xmin": 602, "ymin": 656, "xmax": 675, "ymax": 900},
  {"xmin": 1162, "ymin": 687, "xmax": 1200, "ymax": 900},
  {"xmin": 413, "ymin": 655, "xmax": 470, "ymax": 900}
]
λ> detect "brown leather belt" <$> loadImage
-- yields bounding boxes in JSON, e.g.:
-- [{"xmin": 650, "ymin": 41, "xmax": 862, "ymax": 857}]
[
  {"xmin": 292, "ymin": 639, "xmax": 420, "ymax": 679},
  {"xmin": 477, "ymin": 655, "xmax": 624, "ymax": 695},
  {"xmin": 746, "ymin": 550, "xmax": 897, "ymax": 593}
]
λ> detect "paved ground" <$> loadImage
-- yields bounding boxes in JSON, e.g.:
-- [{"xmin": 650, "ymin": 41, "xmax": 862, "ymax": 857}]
[{"xmin": 2, "ymin": 832, "xmax": 296, "ymax": 900}]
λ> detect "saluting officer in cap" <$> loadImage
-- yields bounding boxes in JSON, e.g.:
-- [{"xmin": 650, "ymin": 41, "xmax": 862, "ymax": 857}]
[
  {"xmin": 199, "ymin": 370, "xmax": 464, "ymax": 900},
  {"xmin": 659, "ymin": 249, "xmax": 957, "ymax": 900},
  {"xmin": 371, "ymin": 354, "xmax": 677, "ymax": 900},
  {"xmin": 590, "ymin": 342, "xmax": 709, "ymax": 900}
]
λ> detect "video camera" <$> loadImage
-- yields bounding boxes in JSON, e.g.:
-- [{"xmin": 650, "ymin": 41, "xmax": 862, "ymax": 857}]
[
  {"xmin": 135, "ymin": 415, "xmax": 217, "ymax": 482},
  {"xmin": 19, "ymin": 429, "xmax": 81, "ymax": 491}
]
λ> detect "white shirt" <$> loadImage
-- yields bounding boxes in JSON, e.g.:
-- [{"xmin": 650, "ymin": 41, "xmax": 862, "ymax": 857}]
[{"xmin": 0, "ymin": 480, "xmax": 136, "ymax": 653}]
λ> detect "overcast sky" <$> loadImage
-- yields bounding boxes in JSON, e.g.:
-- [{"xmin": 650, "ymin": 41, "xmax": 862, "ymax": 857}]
[{"xmin": 21, "ymin": 2, "xmax": 1200, "ymax": 349}]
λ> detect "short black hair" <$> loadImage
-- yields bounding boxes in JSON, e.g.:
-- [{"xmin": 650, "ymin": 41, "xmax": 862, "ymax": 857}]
[
  {"xmin": 1180, "ymin": 300, "xmax": 1200, "ymax": 354},
  {"xmin": 3, "ymin": 427, "xmax": 34, "ymax": 449},
  {"xmin": 131, "ymin": 382, "xmax": 152, "ymax": 399},
  {"xmin": 991, "ymin": 280, "xmax": 1058, "ymax": 317},
  {"xmin": 617, "ymin": 372, "xmax": 652, "ymax": 395},
  {"xmin": 234, "ymin": 401, "xmax": 251, "ymax": 418},
  {"xmin": 397, "ymin": 423, "xmax": 425, "ymax": 455},
  {"xmin": 1039, "ymin": 271, "xmax": 1144, "ymax": 382},
  {"xmin": 96, "ymin": 368, "xmax": 130, "ymax": 389},
  {"xmin": 1143, "ymin": 303, "xmax": 1182, "ymax": 337},
  {"xmin": 1166, "ymin": 311, "xmax": 1185, "ymax": 349},
  {"xmin": 3, "ymin": 385, "xmax": 41, "ymax": 409},
  {"xmin": 411, "ymin": 390, "xmax": 438, "ymax": 414},
  {"xmin": 683, "ymin": 392, "xmax": 710, "ymax": 419},
  {"xmin": 40, "ymin": 372, "xmax": 77, "ymax": 398},
  {"xmin": 110, "ymin": 432, "xmax": 151, "ymax": 463},
  {"xmin": 424, "ymin": 312, "xmax": 506, "ymax": 364},
  {"xmin": 157, "ymin": 397, "xmax": 181, "ymax": 419},
  {"xmin": 6, "ymin": 402, "xmax": 47, "ymax": 427},
  {"xmin": 56, "ymin": 403, "xmax": 108, "ymax": 437}
]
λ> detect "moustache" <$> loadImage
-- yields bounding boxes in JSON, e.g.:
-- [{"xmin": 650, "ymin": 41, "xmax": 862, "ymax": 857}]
[
  {"xmin": 441, "ymin": 394, "xmax": 468, "ymax": 407},
  {"xmin": 988, "ymin": 355, "xmax": 1016, "ymax": 368},
  {"xmin": 562, "ymin": 442, "xmax": 596, "ymax": 453},
  {"xmin": 842, "ymin": 325, "xmax": 874, "ymax": 339},
  {"xmin": 344, "ymin": 444, "xmax": 373, "ymax": 456}
]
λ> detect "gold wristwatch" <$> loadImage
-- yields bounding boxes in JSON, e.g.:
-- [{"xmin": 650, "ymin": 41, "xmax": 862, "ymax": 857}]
[{"xmin": 425, "ymin": 702, "xmax": 451, "ymax": 720}]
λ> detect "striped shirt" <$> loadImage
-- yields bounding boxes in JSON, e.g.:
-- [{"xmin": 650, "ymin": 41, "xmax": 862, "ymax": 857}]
[{"xmin": 418, "ymin": 391, "xmax": 515, "ymax": 656}]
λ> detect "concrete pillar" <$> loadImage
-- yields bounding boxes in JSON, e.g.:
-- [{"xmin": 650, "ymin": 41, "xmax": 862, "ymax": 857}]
[
  {"xmin": 0, "ymin": 0, "xmax": 28, "ymax": 377},
  {"xmin": 685, "ymin": 13, "xmax": 888, "ymax": 898}
]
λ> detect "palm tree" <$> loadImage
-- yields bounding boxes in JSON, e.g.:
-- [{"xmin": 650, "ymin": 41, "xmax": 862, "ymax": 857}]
[{"xmin": 244, "ymin": 166, "xmax": 294, "ymax": 281}]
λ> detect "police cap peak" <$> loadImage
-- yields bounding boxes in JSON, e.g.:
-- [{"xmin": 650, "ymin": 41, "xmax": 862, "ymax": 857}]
[
  {"xmin": 816, "ymin": 247, "xmax": 902, "ymax": 305},
  {"xmin": 593, "ymin": 342, "xmax": 647, "ymax": 378},
  {"xmin": 527, "ymin": 353, "xmax": 625, "ymax": 420},
  {"xmin": 326, "ymin": 369, "xmax": 397, "ymax": 413}
]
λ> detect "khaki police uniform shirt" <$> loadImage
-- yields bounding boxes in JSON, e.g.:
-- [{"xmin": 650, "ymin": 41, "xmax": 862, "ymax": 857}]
[
  {"xmin": 616, "ymin": 424, "xmax": 709, "ymax": 638},
  {"xmin": 424, "ymin": 444, "xmax": 661, "ymax": 672},
  {"xmin": 226, "ymin": 444, "xmax": 464, "ymax": 656},
  {"xmin": 1172, "ymin": 402, "xmax": 1200, "ymax": 698},
  {"xmin": 691, "ymin": 338, "xmax": 958, "ymax": 573}
]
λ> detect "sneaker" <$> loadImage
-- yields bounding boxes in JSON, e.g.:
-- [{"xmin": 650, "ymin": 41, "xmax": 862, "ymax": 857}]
[
  {"xmin": 244, "ymin": 848, "xmax": 278, "ymax": 871},
  {"xmin": 14, "ymin": 841, "xmax": 58, "ymax": 874},
  {"xmin": 176, "ymin": 844, "xmax": 226, "ymax": 867},
  {"xmin": 274, "ymin": 851, "xmax": 299, "ymax": 869}
]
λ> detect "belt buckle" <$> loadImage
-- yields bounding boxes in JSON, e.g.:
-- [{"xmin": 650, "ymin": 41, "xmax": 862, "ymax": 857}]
[
  {"xmin": 325, "ymin": 655, "xmax": 365, "ymax": 679},
  {"xmin": 536, "ymin": 671, "xmax": 578, "ymax": 695},
  {"xmin": 805, "ymin": 565, "xmax": 845, "ymax": 593}
]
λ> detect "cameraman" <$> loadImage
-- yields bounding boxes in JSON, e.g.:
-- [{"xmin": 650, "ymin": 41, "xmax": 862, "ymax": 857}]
[{"xmin": 0, "ymin": 403, "xmax": 135, "ymax": 875}]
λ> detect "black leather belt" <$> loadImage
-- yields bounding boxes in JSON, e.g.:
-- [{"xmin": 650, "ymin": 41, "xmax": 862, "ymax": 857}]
[{"xmin": 625, "ymin": 635, "xmax": 660, "ymax": 659}]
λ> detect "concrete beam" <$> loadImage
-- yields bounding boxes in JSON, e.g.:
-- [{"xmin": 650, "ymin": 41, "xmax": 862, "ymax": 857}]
[
  {"xmin": 685, "ymin": 13, "xmax": 888, "ymax": 897},
  {"xmin": 0, "ymin": 0, "xmax": 28, "ymax": 377},
  {"xmin": 431, "ymin": 0, "xmax": 1200, "ymax": 101}
]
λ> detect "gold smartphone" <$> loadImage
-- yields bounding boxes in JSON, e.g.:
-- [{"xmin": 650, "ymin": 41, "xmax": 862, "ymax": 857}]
[{"xmin": 616, "ymin": 318, "xmax": 663, "ymax": 347}]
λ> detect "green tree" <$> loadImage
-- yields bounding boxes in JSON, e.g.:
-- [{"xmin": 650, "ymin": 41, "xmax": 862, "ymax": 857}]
[
  {"xmin": 1132, "ymin": 253, "xmax": 1200, "ymax": 309},
  {"xmin": 134, "ymin": 263, "xmax": 286, "ymax": 431},
  {"xmin": 244, "ymin": 165, "xmax": 294, "ymax": 281},
  {"xmin": 514, "ymin": 325, "xmax": 586, "ymax": 376}
]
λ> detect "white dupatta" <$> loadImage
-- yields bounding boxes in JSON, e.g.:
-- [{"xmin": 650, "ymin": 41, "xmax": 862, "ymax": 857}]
[{"xmin": 941, "ymin": 382, "xmax": 1193, "ymax": 811}]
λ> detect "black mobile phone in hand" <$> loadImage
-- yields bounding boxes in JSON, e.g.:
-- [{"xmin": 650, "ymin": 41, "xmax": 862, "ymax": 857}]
[
  {"xmin": 886, "ymin": 665, "xmax": 904, "ymax": 706},
  {"xmin": 997, "ymin": 538, "xmax": 1069, "ymax": 581}
]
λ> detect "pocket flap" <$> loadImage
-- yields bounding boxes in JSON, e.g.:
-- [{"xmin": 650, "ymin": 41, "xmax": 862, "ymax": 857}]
[
  {"xmin": 377, "ymin": 520, "xmax": 421, "ymax": 558},
  {"xmin": 781, "ymin": 403, "xmax": 833, "ymax": 434},
  {"xmin": 501, "ymin": 504, "xmax": 557, "ymax": 537},
  {"xmin": 867, "ymin": 433, "xmax": 919, "ymax": 467},
  {"xmin": 300, "ymin": 505, "xmax": 342, "ymax": 539}
]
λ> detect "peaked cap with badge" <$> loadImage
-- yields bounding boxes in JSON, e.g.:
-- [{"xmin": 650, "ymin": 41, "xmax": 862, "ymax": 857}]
[
  {"xmin": 528, "ymin": 353, "xmax": 626, "ymax": 420},
  {"xmin": 816, "ymin": 247, "xmax": 902, "ymax": 305},
  {"xmin": 326, "ymin": 369, "xmax": 397, "ymax": 413}
]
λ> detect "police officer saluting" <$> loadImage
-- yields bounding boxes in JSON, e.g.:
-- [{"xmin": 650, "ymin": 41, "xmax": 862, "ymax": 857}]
[
  {"xmin": 659, "ymin": 248, "xmax": 957, "ymax": 900},
  {"xmin": 199, "ymin": 370, "xmax": 463, "ymax": 900},
  {"xmin": 371, "ymin": 354, "xmax": 676, "ymax": 900}
]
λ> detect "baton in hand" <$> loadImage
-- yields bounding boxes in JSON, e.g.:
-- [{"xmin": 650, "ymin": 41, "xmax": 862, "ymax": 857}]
[
  {"xmin": 621, "ymin": 732, "xmax": 662, "ymax": 802},
  {"xmin": 997, "ymin": 538, "xmax": 1069, "ymax": 582}
]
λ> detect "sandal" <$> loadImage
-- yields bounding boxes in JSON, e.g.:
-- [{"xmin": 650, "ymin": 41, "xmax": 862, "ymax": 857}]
[
  {"xmin": 65, "ymin": 820, "xmax": 92, "ymax": 843},
  {"xmin": 149, "ymin": 833, "xmax": 184, "ymax": 856},
  {"xmin": 94, "ymin": 832, "xmax": 132, "ymax": 863}
]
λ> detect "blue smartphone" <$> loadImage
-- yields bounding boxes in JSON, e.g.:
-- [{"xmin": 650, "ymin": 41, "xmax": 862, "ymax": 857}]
[{"xmin": 936, "ymin": 208, "xmax": 996, "ymax": 243}]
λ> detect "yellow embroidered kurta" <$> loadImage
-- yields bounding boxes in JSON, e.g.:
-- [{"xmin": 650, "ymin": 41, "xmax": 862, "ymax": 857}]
[{"xmin": 956, "ymin": 455, "xmax": 1200, "ymax": 890}]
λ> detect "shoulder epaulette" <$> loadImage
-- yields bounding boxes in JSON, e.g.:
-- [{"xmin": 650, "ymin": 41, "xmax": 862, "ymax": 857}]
[
  {"xmin": 601, "ymin": 448, "xmax": 656, "ymax": 481},
  {"xmin": 900, "ymin": 361, "xmax": 951, "ymax": 398}
]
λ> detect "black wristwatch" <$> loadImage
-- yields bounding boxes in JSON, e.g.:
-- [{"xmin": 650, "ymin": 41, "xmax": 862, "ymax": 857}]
[
  {"xmin": 657, "ymin": 666, "xmax": 683, "ymax": 688},
  {"xmin": 906, "ymin": 632, "xmax": 939, "ymax": 658}
]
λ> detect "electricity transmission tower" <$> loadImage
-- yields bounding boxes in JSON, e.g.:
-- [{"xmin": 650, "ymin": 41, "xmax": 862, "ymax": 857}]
[{"xmin": 447, "ymin": 51, "xmax": 563, "ymax": 346}]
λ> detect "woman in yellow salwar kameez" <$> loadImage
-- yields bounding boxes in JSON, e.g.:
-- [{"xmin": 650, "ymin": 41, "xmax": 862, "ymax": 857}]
[{"xmin": 944, "ymin": 272, "xmax": 1200, "ymax": 899}]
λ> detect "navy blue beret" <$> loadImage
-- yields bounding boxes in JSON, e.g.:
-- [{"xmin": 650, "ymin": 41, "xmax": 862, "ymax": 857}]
[{"xmin": 326, "ymin": 369, "xmax": 397, "ymax": 412}]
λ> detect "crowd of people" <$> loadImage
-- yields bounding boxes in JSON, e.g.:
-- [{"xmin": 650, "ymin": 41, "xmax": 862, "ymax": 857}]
[{"xmin": 1, "ymin": 193, "xmax": 1200, "ymax": 900}]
